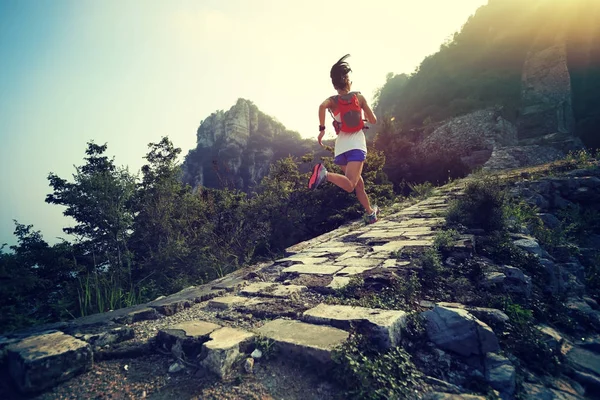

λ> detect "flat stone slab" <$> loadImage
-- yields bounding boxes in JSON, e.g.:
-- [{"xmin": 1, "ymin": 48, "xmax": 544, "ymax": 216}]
[
  {"xmin": 372, "ymin": 239, "xmax": 434, "ymax": 253},
  {"xmin": 200, "ymin": 327, "xmax": 254, "ymax": 378},
  {"xmin": 302, "ymin": 304, "xmax": 407, "ymax": 349},
  {"xmin": 156, "ymin": 321, "xmax": 222, "ymax": 358},
  {"xmin": 327, "ymin": 276, "xmax": 352, "ymax": 290},
  {"xmin": 276, "ymin": 256, "xmax": 329, "ymax": 265},
  {"xmin": 296, "ymin": 251, "xmax": 330, "ymax": 257},
  {"xmin": 357, "ymin": 230, "xmax": 407, "ymax": 239},
  {"xmin": 334, "ymin": 258, "xmax": 382, "ymax": 268},
  {"xmin": 68, "ymin": 304, "xmax": 159, "ymax": 328},
  {"xmin": 257, "ymin": 319, "xmax": 349, "ymax": 364},
  {"xmin": 7, "ymin": 331, "xmax": 93, "ymax": 394},
  {"xmin": 335, "ymin": 251, "xmax": 362, "ymax": 261},
  {"xmin": 382, "ymin": 259, "xmax": 411, "ymax": 268},
  {"xmin": 208, "ymin": 296, "xmax": 263, "ymax": 310},
  {"xmin": 160, "ymin": 321, "xmax": 221, "ymax": 339},
  {"xmin": 336, "ymin": 266, "xmax": 378, "ymax": 276},
  {"xmin": 148, "ymin": 285, "xmax": 225, "ymax": 316},
  {"xmin": 398, "ymin": 218, "xmax": 445, "ymax": 227},
  {"xmin": 240, "ymin": 282, "xmax": 306, "ymax": 298},
  {"xmin": 211, "ymin": 275, "xmax": 248, "ymax": 292},
  {"xmin": 281, "ymin": 264, "xmax": 344, "ymax": 275},
  {"xmin": 311, "ymin": 243, "xmax": 362, "ymax": 253}
]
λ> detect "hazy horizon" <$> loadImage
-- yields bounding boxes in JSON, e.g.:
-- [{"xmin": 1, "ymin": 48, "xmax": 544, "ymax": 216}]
[{"xmin": 0, "ymin": 0, "xmax": 488, "ymax": 249}]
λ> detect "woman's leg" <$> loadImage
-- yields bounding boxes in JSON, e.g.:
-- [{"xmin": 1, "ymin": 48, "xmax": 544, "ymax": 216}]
[{"xmin": 329, "ymin": 163, "xmax": 374, "ymax": 214}]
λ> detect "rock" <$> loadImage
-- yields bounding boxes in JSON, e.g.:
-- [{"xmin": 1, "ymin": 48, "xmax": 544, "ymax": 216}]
[
  {"xmin": 208, "ymin": 296, "xmax": 263, "ymax": 310},
  {"xmin": 181, "ymin": 98, "xmax": 306, "ymax": 191},
  {"xmin": 244, "ymin": 357, "xmax": 254, "ymax": 374},
  {"xmin": 7, "ymin": 331, "xmax": 93, "ymax": 394},
  {"xmin": 240, "ymin": 282, "xmax": 307, "ymax": 298},
  {"xmin": 327, "ymin": 276, "xmax": 352, "ymax": 290},
  {"xmin": 199, "ymin": 327, "xmax": 254, "ymax": 379},
  {"xmin": 76, "ymin": 327, "xmax": 135, "ymax": 348},
  {"xmin": 513, "ymin": 238, "xmax": 543, "ymax": 257},
  {"xmin": 168, "ymin": 361, "xmax": 185, "ymax": 373},
  {"xmin": 416, "ymin": 108, "xmax": 517, "ymax": 170},
  {"xmin": 537, "ymin": 325, "xmax": 564, "ymax": 352},
  {"xmin": 257, "ymin": 319, "xmax": 349, "ymax": 364},
  {"xmin": 113, "ymin": 307, "xmax": 160, "ymax": 324},
  {"xmin": 521, "ymin": 383, "xmax": 584, "ymax": 400},
  {"xmin": 484, "ymin": 352, "xmax": 516, "ymax": 396},
  {"xmin": 281, "ymin": 263, "xmax": 345, "ymax": 275},
  {"xmin": 423, "ymin": 305, "xmax": 500, "ymax": 357},
  {"xmin": 211, "ymin": 275, "xmax": 248, "ymax": 292},
  {"xmin": 422, "ymin": 375, "xmax": 462, "ymax": 394},
  {"xmin": 540, "ymin": 258, "xmax": 563, "ymax": 294},
  {"xmin": 465, "ymin": 308, "xmax": 509, "ymax": 329},
  {"xmin": 571, "ymin": 370, "xmax": 600, "ymax": 393},
  {"xmin": 503, "ymin": 265, "xmax": 532, "ymax": 297},
  {"xmin": 518, "ymin": 39, "xmax": 575, "ymax": 139},
  {"xmin": 576, "ymin": 337, "xmax": 600, "ymax": 353},
  {"xmin": 482, "ymin": 272, "xmax": 506, "ymax": 287},
  {"xmin": 424, "ymin": 393, "xmax": 486, "ymax": 400},
  {"xmin": 566, "ymin": 300, "xmax": 600, "ymax": 329},
  {"xmin": 538, "ymin": 213, "xmax": 561, "ymax": 229},
  {"xmin": 148, "ymin": 285, "xmax": 224, "ymax": 316},
  {"xmin": 435, "ymin": 303, "xmax": 509, "ymax": 329},
  {"xmin": 251, "ymin": 349, "xmax": 262, "ymax": 359},
  {"xmin": 156, "ymin": 321, "xmax": 221, "ymax": 359},
  {"xmin": 565, "ymin": 346, "xmax": 600, "ymax": 377},
  {"xmin": 584, "ymin": 297, "xmax": 599, "ymax": 310},
  {"xmin": 302, "ymin": 304, "xmax": 407, "ymax": 349}
]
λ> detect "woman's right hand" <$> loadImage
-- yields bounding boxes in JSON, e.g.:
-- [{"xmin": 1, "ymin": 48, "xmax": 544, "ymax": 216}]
[{"xmin": 318, "ymin": 131, "xmax": 325, "ymax": 146}]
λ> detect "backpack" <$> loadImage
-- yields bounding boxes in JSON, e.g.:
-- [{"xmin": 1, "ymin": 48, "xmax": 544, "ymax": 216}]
[{"xmin": 329, "ymin": 91, "xmax": 365, "ymax": 134}]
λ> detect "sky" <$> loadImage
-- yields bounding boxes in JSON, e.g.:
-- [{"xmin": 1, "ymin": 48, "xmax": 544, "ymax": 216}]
[{"xmin": 0, "ymin": 0, "xmax": 488, "ymax": 249}]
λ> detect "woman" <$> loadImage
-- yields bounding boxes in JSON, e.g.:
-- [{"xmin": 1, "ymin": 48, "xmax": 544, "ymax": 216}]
[{"xmin": 308, "ymin": 54, "xmax": 379, "ymax": 223}]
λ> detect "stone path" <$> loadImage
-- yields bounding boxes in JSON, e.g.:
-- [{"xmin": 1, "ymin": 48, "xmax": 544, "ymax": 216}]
[{"xmin": 0, "ymin": 185, "xmax": 483, "ymax": 396}]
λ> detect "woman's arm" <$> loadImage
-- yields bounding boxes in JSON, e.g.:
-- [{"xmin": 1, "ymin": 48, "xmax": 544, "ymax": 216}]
[
  {"xmin": 358, "ymin": 94, "xmax": 377, "ymax": 124},
  {"xmin": 317, "ymin": 98, "xmax": 333, "ymax": 146},
  {"xmin": 319, "ymin": 98, "xmax": 333, "ymax": 127}
]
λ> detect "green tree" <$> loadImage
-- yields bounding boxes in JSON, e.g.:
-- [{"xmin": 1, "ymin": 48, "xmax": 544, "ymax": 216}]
[{"xmin": 46, "ymin": 142, "xmax": 137, "ymax": 314}]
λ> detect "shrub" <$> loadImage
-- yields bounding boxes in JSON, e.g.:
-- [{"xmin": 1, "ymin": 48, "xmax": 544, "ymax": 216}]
[
  {"xmin": 446, "ymin": 177, "xmax": 507, "ymax": 232},
  {"xmin": 332, "ymin": 334, "xmax": 422, "ymax": 400}
]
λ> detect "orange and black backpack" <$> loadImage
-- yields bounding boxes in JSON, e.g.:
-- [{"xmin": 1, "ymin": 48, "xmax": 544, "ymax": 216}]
[{"xmin": 329, "ymin": 91, "xmax": 365, "ymax": 134}]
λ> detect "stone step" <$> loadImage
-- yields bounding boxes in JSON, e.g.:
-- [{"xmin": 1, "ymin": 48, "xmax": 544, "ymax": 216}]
[
  {"xmin": 281, "ymin": 263, "xmax": 344, "ymax": 275},
  {"xmin": 256, "ymin": 319, "xmax": 349, "ymax": 364},
  {"xmin": 199, "ymin": 327, "xmax": 254, "ymax": 378},
  {"xmin": 6, "ymin": 331, "xmax": 93, "ymax": 394},
  {"xmin": 302, "ymin": 304, "xmax": 407, "ymax": 349},
  {"xmin": 156, "ymin": 321, "xmax": 221, "ymax": 358},
  {"xmin": 239, "ymin": 282, "xmax": 306, "ymax": 298},
  {"xmin": 156, "ymin": 321, "xmax": 254, "ymax": 379},
  {"xmin": 207, "ymin": 295, "xmax": 263, "ymax": 310}
]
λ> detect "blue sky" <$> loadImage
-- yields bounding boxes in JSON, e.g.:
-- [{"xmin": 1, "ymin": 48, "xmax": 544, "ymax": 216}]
[{"xmin": 0, "ymin": 0, "xmax": 487, "ymax": 248}]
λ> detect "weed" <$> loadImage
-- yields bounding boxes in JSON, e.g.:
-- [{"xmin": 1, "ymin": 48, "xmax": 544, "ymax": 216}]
[
  {"xmin": 408, "ymin": 181, "xmax": 435, "ymax": 199},
  {"xmin": 433, "ymin": 229, "xmax": 460, "ymax": 252},
  {"xmin": 254, "ymin": 335, "xmax": 277, "ymax": 360},
  {"xmin": 332, "ymin": 333, "xmax": 422, "ymax": 400},
  {"xmin": 446, "ymin": 176, "xmax": 507, "ymax": 232}
]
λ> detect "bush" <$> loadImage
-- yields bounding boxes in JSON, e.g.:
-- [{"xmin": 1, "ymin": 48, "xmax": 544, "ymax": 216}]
[
  {"xmin": 332, "ymin": 334, "xmax": 422, "ymax": 400},
  {"xmin": 446, "ymin": 176, "xmax": 507, "ymax": 232}
]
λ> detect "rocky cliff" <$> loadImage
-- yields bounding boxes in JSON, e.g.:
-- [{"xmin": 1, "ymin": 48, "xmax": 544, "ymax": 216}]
[{"xmin": 181, "ymin": 99, "xmax": 317, "ymax": 191}]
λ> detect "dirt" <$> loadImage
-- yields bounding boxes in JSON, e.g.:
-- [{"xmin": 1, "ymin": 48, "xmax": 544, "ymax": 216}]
[{"xmin": 1, "ymin": 354, "xmax": 339, "ymax": 400}]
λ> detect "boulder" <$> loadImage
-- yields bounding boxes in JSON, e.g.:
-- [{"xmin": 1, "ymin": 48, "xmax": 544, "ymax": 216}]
[
  {"xmin": 7, "ymin": 331, "xmax": 93, "ymax": 394},
  {"xmin": 484, "ymin": 352, "xmax": 516, "ymax": 396},
  {"xmin": 302, "ymin": 304, "xmax": 407, "ymax": 349},
  {"xmin": 423, "ymin": 306, "xmax": 500, "ymax": 357},
  {"xmin": 198, "ymin": 327, "xmax": 254, "ymax": 378}
]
